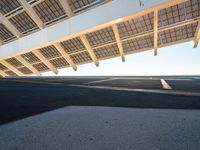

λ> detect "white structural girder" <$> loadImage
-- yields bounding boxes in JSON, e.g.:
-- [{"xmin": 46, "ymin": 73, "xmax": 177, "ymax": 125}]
[
  {"xmin": 112, "ymin": 24, "xmax": 125, "ymax": 62},
  {"xmin": 154, "ymin": 9, "xmax": 158, "ymax": 56},
  {"xmin": 194, "ymin": 21, "xmax": 200, "ymax": 48},
  {"xmin": 58, "ymin": 0, "xmax": 74, "ymax": 17},
  {"xmin": 0, "ymin": 13, "xmax": 22, "ymax": 38},
  {"xmin": 0, "ymin": 0, "xmax": 170, "ymax": 58},
  {"xmin": 0, "ymin": 70, "xmax": 7, "ymax": 77},
  {"xmin": 54, "ymin": 43, "xmax": 77, "ymax": 71},
  {"xmin": 17, "ymin": 0, "xmax": 45, "ymax": 29},
  {"xmin": 33, "ymin": 50, "xmax": 58, "ymax": 74},
  {"xmin": 0, "ymin": 60, "xmax": 24, "ymax": 76},
  {"xmin": 15, "ymin": 55, "xmax": 42, "ymax": 76},
  {"xmin": 80, "ymin": 35, "xmax": 99, "ymax": 67}
]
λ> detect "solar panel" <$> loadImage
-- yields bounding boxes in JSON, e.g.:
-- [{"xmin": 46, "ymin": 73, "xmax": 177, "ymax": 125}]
[
  {"xmin": 0, "ymin": 63, "xmax": 8, "ymax": 71},
  {"xmin": 122, "ymin": 34, "xmax": 154, "ymax": 54},
  {"xmin": 159, "ymin": 0, "xmax": 200, "ymax": 27},
  {"xmin": 118, "ymin": 13, "xmax": 154, "ymax": 39},
  {"xmin": 0, "ymin": 0, "xmax": 110, "ymax": 46},
  {"xmin": 18, "ymin": 66, "xmax": 33, "ymax": 74},
  {"xmin": 9, "ymin": 11, "xmax": 39, "ymax": 34},
  {"xmin": 93, "ymin": 43, "xmax": 120, "ymax": 59},
  {"xmin": 70, "ymin": 51, "xmax": 92, "ymax": 64},
  {"xmin": 159, "ymin": 22, "xmax": 198, "ymax": 45},
  {"xmin": 33, "ymin": 0, "xmax": 67, "ymax": 25},
  {"xmin": 5, "ymin": 70, "xmax": 17, "ymax": 76},
  {"xmin": 0, "ymin": 0, "xmax": 21, "ymax": 15},
  {"xmin": 86, "ymin": 26, "xmax": 116, "ymax": 47},
  {"xmin": 21, "ymin": 52, "xmax": 41, "ymax": 64},
  {"xmin": 68, "ymin": 0, "xmax": 100, "ymax": 12},
  {"xmin": 0, "ymin": 23, "xmax": 16, "ymax": 42},
  {"xmin": 185, "ymin": 0, "xmax": 200, "ymax": 19},
  {"xmin": 39, "ymin": 45, "xmax": 61, "ymax": 59},
  {"xmin": 33, "ymin": 62, "xmax": 50, "ymax": 72},
  {"xmin": 5, "ymin": 57, "xmax": 23, "ymax": 68},
  {"xmin": 50, "ymin": 57, "xmax": 69, "ymax": 69},
  {"xmin": 0, "ymin": 0, "xmax": 199, "ymax": 77},
  {"xmin": 60, "ymin": 37, "xmax": 86, "ymax": 54}
]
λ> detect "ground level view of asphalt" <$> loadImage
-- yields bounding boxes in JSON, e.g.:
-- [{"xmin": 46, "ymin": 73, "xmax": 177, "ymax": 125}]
[{"xmin": 0, "ymin": 76, "xmax": 200, "ymax": 149}]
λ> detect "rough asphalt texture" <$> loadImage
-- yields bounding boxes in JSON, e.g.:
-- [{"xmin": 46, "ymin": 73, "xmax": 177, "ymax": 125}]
[{"xmin": 0, "ymin": 76, "xmax": 200, "ymax": 149}]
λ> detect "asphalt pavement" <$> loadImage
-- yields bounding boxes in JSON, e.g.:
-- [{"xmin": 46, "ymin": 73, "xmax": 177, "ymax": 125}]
[{"xmin": 0, "ymin": 76, "xmax": 200, "ymax": 150}]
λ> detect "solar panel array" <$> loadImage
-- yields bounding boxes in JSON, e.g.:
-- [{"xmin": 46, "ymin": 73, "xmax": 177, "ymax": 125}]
[
  {"xmin": 0, "ymin": 0, "xmax": 110, "ymax": 44},
  {"xmin": 0, "ymin": 0, "xmax": 199, "ymax": 77},
  {"xmin": 1, "ymin": 57, "xmax": 34, "ymax": 75}
]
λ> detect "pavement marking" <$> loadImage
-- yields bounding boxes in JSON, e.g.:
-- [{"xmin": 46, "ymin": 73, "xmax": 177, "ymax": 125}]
[
  {"xmin": 160, "ymin": 79, "xmax": 172, "ymax": 90},
  {"xmin": 87, "ymin": 77, "xmax": 192, "ymax": 81},
  {"xmin": 193, "ymin": 77, "xmax": 200, "ymax": 80},
  {"xmin": 84, "ymin": 78, "xmax": 118, "ymax": 84},
  {"xmin": 68, "ymin": 84, "xmax": 200, "ymax": 97},
  {"xmin": 164, "ymin": 79, "xmax": 192, "ymax": 81}
]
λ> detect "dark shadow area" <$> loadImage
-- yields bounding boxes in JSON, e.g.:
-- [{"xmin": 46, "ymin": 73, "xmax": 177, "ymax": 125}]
[{"xmin": 0, "ymin": 77, "xmax": 200, "ymax": 125}]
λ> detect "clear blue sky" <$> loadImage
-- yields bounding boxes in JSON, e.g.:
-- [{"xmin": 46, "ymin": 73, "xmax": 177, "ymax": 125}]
[{"xmin": 43, "ymin": 41, "xmax": 200, "ymax": 76}]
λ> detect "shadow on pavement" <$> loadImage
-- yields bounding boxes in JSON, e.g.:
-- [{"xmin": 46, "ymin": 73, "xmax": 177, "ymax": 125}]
[{"xmin": 0, "ymin": 79, "xmax": 200, "ymax": 125}]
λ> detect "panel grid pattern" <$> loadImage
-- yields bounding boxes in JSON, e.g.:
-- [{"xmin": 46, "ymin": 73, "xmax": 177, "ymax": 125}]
[
  {"xmin": 21, "ymin": 52, "xmax": 41, "ymax": 64},
  {"xmin": 68, "ymin": 0, "xmax": 98, "ymax": 11},
  {"xmin": 159, "ymin": 0, "xmax": 200, "ymax": 27},
  {"xmin": 33, "ymin": 0, "xmax": 67, "ymax": 24},
  {"xmin": 50, "ymin": 57, "xmax": 69, "ymax": 69},
  {"xmin": 94, "ymin": 44, "xmax": 120, "ymax": 59},
  {"xmin": 9, "ymin": 11, "xmax": 39, "ymax": 34},
  {"xmin": 5, "ymin": 70, "xmax": 17, "ymax": 76},
  {"xmin": 0, "ymin": 0, "xmax": 110, "ymax": 46},
  {"xmin": 0, "ymin": 0, "xmax": 21, "ymax": 15},
  {"xmin": 118, "ymin": 13, "xmax": 154, "ymax": 39},
  {"xmin": 122, "ymin": 34, "xmax": 154, "ymax": 53},
  {"xmin": 39, "ymin": 45, "xmax": 61, "ymax": 59},
  {"xmin": 1, "ymin": 0, "xmax": 200, "ymax": 77},
  {"xmin": 70, "ymin": 51, "xmax": 92, "ymax": 64},
  {"xmin": 159, "ymin": 23, "xmax": 198, "ymax": 45},
  {"xmin": 86, "ymin": 27, "xmax": 116, "ymax": 47},
  {"xmin": 0, "ymin": 63, "xmax": 8, "ymax": 71},
  {"xmin": 18, "ymin": 66, "xmax": 33, "ymax": 74},
  {"xmin": 5, "ymin": 58, "xmax": 23, "ymax": 67},
  {"xmin": 0, "ymin": 23, "xmax": 16, "ymax": 42},
  {"xmin": 33, "ymin": 62, "xmax": 50, "ymax": 72},
  {"xmin": 60, "ymin": 37, "xmax": 86, "ymax": 54}
]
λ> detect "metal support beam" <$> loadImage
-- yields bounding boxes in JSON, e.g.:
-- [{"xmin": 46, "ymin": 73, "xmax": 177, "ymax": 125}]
[
  {"xmin": 0, "ymin": 70, "xmax": 7, "ymax": 77},
  {"xmin": 15, "ymin": 55, "xmax": 42, "ymax": 76},
  {"xmin": 154, "ymin": 9, "xmax": 158, "ymax": 56},
  {"xmin": 54, "ymin": 43, "xmax": 77, "ymax": 71},
  {"xmin": 33, "ymin": 50, "xmax": 58, "ymax": 74},
  {"xmin": 194, "ymin": 21, "xmax": 200, "ymax": 48},
  {"xmin": 17, "ymin": 0, "xmax": 45, "ymax": 29},
  {"xmin": 112, "ymin": 24, "xmax": 125, "ymax": 62},
  {"xmin": 1, "ymin": 60, "xmax": 24, "ymax": 76},
  {"xmin": 80, "ymin": 35, "xmax": 99, "ymax": 67},
  {"xmin": 58, "ymin": 0, "xmax": 74, "ymax": 17},
  {"xmin": 0, "ymin": 13, "xmax": 22, "ymax": 38}
]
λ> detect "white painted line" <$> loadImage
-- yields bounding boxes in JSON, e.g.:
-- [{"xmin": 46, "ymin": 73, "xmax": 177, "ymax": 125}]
[
  {"xmin": 69, "ymin": 84, "xmax": 200, "ymax": 97},
  {"xmin": 84, "ymin": 78, "xmax": 118, "ymax": 84},
  {"xmin": 164, "ymin": 79, "xmax": 192, "ymax": 81},
  {"xmin": 112, "ymin": 77, "xmax": 159, "ymax": 80},
  {"xmin": 193, "ymin": 77, "xmax": 200, "ymax": 80},
  {"xmin": 160, "ymin": 79, "xmax": 172, "ymax": 90}
]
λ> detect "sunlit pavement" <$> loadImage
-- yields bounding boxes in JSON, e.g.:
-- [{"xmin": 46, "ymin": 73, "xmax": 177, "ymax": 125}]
[{"xmin": 0, "ymin": 76, "xmax": 200, "ymax": 149}]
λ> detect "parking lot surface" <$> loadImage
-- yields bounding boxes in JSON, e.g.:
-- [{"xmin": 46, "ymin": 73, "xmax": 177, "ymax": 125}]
[{"xmin": 0, "ymin": 76, "xmax": 200, "ymax": 150}]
